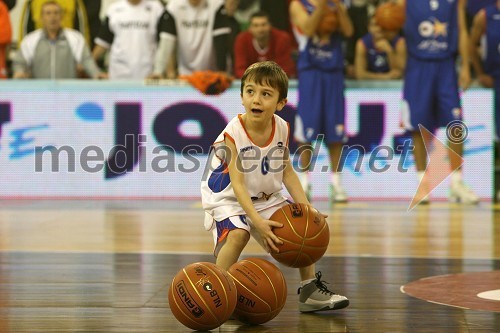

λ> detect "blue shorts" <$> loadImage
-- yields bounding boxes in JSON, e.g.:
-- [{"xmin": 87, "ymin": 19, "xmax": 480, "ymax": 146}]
[
  {"xmin": 294, "ymin": 69, "xmax": 346, "ymax": 144},
  {"xmin": 402, "ymin": 57, "xmax": 462, "ymax": 132}
]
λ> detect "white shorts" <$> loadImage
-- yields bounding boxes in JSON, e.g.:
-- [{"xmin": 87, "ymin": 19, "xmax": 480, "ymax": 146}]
[{"xmin": 209, "ymin": 201, "xmax": 290, "ymax": 257}]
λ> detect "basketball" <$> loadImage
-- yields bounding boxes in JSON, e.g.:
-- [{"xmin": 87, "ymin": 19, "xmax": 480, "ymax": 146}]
[
  {"xmin": 270, "ymin": 203, "xmax": 329, "ymax": 268},
  {"xmin": 227, "ymin": 258, "xmax": 287, "ymax": 325},
  {"xmin": 375, "ymin": 2, "xmax": 405, "ymax": 31},
  {"xmin": 317, "ymin": 7, "xmax": 338, "ymax": 35},
  {"xmin": 168, "ymin": 262, "xmax": 237, "ymax": 331}
]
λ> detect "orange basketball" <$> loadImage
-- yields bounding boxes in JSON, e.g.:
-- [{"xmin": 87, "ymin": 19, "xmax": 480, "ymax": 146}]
[
  {"xmin": 375, "ymin": 2, "xmax": 405, "ymax": 31},
  {"xmin": 270, "ymin": 203, "xmax": 329, "ymax": 268},
  {"xmin": 168, "ymin": 262, "xmax": 237, "ymax": 331},
  {"xmin": 317, "ymin": 7, "xmax": 338, "ymax": 35},
  {"xmin": 228, "ymin": 258, "xmax": 287, "ymax": 325}
]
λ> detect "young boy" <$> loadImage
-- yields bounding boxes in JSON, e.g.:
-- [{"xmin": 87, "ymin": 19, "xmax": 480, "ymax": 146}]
[{"xmin": 201, "ymin": 61, "xmax": 349, "ymax": 313}]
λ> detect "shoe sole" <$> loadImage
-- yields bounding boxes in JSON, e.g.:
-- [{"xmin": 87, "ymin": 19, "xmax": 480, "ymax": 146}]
[
  {"xmin": 449, "ymin": 196, "xmax": 479, "ymax": 205},
  {"xmin": 299, "ymin": 299, "xmax": 350, "ymax": 313}
]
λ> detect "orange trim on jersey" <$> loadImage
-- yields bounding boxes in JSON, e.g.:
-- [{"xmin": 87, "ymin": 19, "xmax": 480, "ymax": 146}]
[
  {"xmin": 286, "ymin": 121, "xmax": 291, "ymax": 147},
  {"xmin": 237, "ymin": 114, "xmax": 276, "ymax": 148},
  {"xmin": 224, "ymin": 132, "xmax": 235, "ymax": 145}
]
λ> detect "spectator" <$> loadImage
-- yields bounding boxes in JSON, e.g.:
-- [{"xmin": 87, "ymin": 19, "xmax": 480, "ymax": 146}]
[
  {"xmin": 354, "ymin": 16, "xmax": 405, "ymax": 80},
  {"xmin": 225, "ymin": 0, "xmax": 241, "ymax": 76},
  {"xmin": 233, "ymin": 11, "xmax": 296, "ymax": 78},
  {"xmin": 233, "ymin": 0, "xmax": 259, "ymax": 31},
  {"xmin": 0, "ymin": 0, "xmax": 11, "ymax": 79},
  {"xmin": 93, "ymin": 0, "xmax": 164, "ymax": 79},
  {"xmin": 290, "ymin": 0, "xmax": 354, "ymax": 203},
  {"xmin": 18, "ymin": 0, "xmax": 102, "ymax": 48},
  {"xmin": 152, "ymin": 0, "xmax": 231, "ymax": 77},
  {"xmin": 12, "ymin": 1, "xmax": 104, "ymax": 79}
]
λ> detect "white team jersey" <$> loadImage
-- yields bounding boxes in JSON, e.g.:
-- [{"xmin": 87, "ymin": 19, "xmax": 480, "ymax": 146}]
[
  {"xmin": 161, "ymin": 0, "xmax": 230, "ymax": 74},
  {"xmin": 201, "ymin": 114, "xmax": 290, "ymax": 225},
  {"xmin": 95, "ymin": 0, "xmax": 164, "ymax": 79}
]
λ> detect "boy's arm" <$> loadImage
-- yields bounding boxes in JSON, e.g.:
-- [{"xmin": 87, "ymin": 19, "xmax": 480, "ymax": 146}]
[
  {"xmin": 224, "ymin": 136, "xmax": 283, "ymax": 252},
  {"xmin": 282, "ymin": 150, "xmax": 310, "ymax": 205},
  {"xmin": 289, "ymin": 0, "xmax": 328, "ymax": 37}
]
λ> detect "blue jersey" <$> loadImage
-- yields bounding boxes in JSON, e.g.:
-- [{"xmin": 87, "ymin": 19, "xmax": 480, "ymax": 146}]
[
  {"xmin": 467, "ymin": 0, "xmax": 496, "ymax": 16},
  {"xmin": 483, "ymin": 4, "xmax": 500, "ymax": 78},
  {"xmin": 293, "ymin": 0, "xmax": 344, "ymax": 71},
  {"xmin": 404, "ymin": 0, "xmax": 459, "ymax": 60},
  {"xmin": 360, "ymin": 33, "xmax": 401, "ymax": 73}
]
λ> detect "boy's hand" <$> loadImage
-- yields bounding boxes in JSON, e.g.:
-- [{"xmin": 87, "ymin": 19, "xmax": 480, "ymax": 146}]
[{"xmin": 253, "ymin": 219, "xmax": 284, "ymax": 253}]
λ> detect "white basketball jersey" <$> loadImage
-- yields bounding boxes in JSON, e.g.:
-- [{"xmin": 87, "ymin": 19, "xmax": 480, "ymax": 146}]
[{"xmin": 201, "ymin": 114, "xmax": 290, "ymax": 225}]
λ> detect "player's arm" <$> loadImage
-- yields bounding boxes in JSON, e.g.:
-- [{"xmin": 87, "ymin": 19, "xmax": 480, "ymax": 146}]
[
  {"xmin": 289, "ymin": 0, "xmax": 328, "ymax": 37},
  {"xmin": 332, "ymin": 0, "xmax": 353, "ymax": 37},
  {"xmin": 394, "ymin": 37, "xmax": 407, "ymax": 73},
  {"xmin": 224, "ymin": 136, "xmax": 283, "ymax": 253},
  {"xmin": 469, "ymin": 9, "xmax": 494, "ymax": 88},
  {"xmin": 457, "ymin": 0, "xmax": 471, "ymax": 90}
]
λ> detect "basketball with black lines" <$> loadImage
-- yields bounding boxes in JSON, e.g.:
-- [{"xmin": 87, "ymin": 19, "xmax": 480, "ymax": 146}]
[
  {"xmin": 168, "ymin": 262, "xmax": 237, "ymax": 331},
  {"xmin": 227, "ymin": 258, "xmax": 287, "ymax": 325},
  {"xmin": 270, "ymin": 203, "xmax": 330, "ymax": 268}
]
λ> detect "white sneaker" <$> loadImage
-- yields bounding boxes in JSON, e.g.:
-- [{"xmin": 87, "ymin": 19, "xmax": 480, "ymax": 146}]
[
  {"xmin": 298, "ymin": 272, "xmax": 349, "ymax": 313},
  {"xmin": 330, "ymin": 185, "xmax": 348, "ymax": 203},
  {"xmin": 449, "ymin": 182, "xmax": 479, "ymax": 204}
]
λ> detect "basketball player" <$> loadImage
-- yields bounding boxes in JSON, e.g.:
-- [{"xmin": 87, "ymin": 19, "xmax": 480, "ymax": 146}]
[
  {"xmin": 289, "ymin": 0, "xmax": 354, "ymax": 203},
  {"xmin": 201, "ymin": 61, "xmax": 349, "ymax": 313},
  {"xmin": 354, "ymin": 16, "xmax": 406, "ymax": 80},
  {"xmin": 470, "ymin": 0, "xmax": 500, "ymax": 198},
  {"xmin": 397, "ymin": 0, "xmax": 479, "ymax": 204}
]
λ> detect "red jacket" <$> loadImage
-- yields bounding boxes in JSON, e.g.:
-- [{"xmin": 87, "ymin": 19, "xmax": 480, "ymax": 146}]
[
  {"xmin": 234, "ymin": 27, "xmax": 296, "ymax": 78},
  {"xmin": 0, "ymin": 1, "xmax": 12, "ymax": 79}
]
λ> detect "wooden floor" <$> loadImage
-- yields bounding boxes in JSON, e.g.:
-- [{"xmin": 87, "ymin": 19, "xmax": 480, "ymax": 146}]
[{"xmin": 0, "ymin": 200, "xmax": 499, "ymax": 332}]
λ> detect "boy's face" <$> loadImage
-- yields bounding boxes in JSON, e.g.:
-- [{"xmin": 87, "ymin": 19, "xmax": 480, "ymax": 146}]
[{"xmin": 241, "ymin": 80, "xmax": 287, "ymax": 122}]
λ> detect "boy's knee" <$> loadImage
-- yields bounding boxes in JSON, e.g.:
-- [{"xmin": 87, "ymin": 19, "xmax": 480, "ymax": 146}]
[{"xmin": 226, "ymin": 228, "xmax": 250, "ymax": 248}]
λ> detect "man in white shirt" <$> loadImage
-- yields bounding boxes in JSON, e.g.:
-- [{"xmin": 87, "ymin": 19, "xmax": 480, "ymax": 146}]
[
  {"xmin": 93, "ymin": 0, "xmax": 164, "ymax": 79},
  {"xmin": 152, "ymin": 0, "xmax": 231, "ymax": 77}
]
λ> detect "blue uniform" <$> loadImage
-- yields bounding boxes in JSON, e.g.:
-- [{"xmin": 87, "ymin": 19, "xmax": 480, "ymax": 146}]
[
  {"xmin": 483, "ymin": 4, "xmax": 500, "ymax": 139},
  {"xmin": 360, "ymin": 33, "xmax": 401, "ymax": 73},
  {"xmin": 402, "ymin": 0, "xmax": 462, "ymax": 132},
  {"xmin": 293, "ymin": 0, "xmax": 346, "ymax": 143}
]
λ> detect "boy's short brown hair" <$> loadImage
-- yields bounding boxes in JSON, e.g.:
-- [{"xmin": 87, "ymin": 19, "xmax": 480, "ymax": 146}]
[{"xmin": 240, "ymin": 61, "xmax": 288, "ymax": 101}]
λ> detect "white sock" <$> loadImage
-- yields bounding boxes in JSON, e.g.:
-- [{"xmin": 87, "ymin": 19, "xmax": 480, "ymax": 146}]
[
  {"xmin": 331, "ymin": 172, "xmax": 341, "ymax": 188},
  {"xmin": 416, "ymin": 171, "xmax": 425, "ymax": 183},
  {"xmin": 300, "ymin": 278, "xmax": 315, "ymax": 287},
  {"xmin": 451, "ymin": 170, "xmax": 462, "ymax": 187},
  {"xmin": 297, "ymin": 171, "xmax": 310, "ymax": 191}
]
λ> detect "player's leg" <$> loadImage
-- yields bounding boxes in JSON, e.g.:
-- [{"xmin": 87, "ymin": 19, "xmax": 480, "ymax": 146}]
[
  {"xmin": 213, "ymin": 216, "xmax": 251, "ymax": 270},
  {"xmin": 324, "ymin": 71, "xmax": 348, "ymax": 202},
  {"xmin": 260, "ymin": 203, "xmax": 349, "ymax": 312},
  {"xmin": 402, "ymin": 57, "xmax": 435, "ymax": 203},
  {"xmin": 294, "ymin": 70, "xmax": 323, "ymax": 200},
  {"xmin": 437, "ymin": 59, "xmax": 478, "ymax": 204}
]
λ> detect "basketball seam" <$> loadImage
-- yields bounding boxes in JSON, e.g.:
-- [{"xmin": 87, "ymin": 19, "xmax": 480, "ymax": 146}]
[
  {"xmin": 183, "ymin": 265, "xmax": 219, "ymax": 324},
  {"xmin": 227, "ymin": 273, "xmax": 272, "ymax": 311},
  {"xmin": 203, "ymin": 264, "xmax": 235, "ymax": 319},
  {"xmin": 170, "ymin": 278, "xmax": 214, "ymax": 330},
  {"xmin": 244, "ymin": 259, "xmax": 279, "ymax": 307}
]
